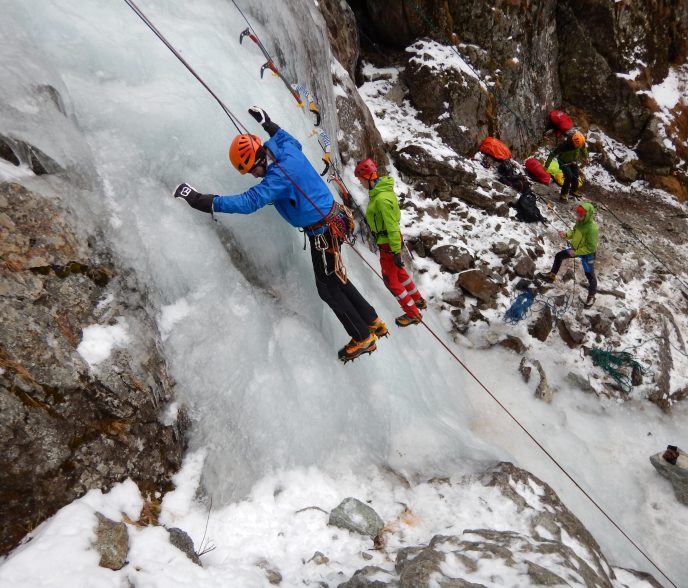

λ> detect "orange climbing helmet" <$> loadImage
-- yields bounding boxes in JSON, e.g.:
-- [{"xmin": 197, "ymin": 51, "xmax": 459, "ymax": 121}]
[
  {"xmin": 229, "ymin": 134, "xmax": 263, "ymax": 174},
  {"xmin": 354, "ymin": 158, "xmax": 378, "ymax": 180},
  {"xmin": 571, "ymin": 131, "xmax": 586, "ymax": 148}
]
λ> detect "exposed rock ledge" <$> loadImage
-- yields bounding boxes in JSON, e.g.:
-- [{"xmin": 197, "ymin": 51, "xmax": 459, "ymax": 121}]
[{"xmin": 0, "ymin": 182, "xmax": 186, "ymax": 555}]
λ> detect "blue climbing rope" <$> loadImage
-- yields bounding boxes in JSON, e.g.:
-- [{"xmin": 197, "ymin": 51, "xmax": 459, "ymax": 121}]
[{"xmin": 504, "ymin": 290, "xmax": 535, "ymax": 324}]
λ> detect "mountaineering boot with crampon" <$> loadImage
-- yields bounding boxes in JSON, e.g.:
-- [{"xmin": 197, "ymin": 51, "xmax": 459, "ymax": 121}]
[
  {"xmin": 584, "ymin": 294, "xmax": 596, "ymax": 308},
  {"xmin": 535, "ymin": 271, "xmax": 556, "ymax": 283},
  {"xmin": 338, "ymin": 333, "xmax": 377, "ymax": 363},
  {"xmin": 395, "ymin": 313, "xmax": 422, "ymax": 327},
  {"xmin": 415, "ymin": 298, "xmax": 428, "ymax": 310},
  {"xmin": 368, "ymin": 317, "xmax": 389, "ymax": 338}
]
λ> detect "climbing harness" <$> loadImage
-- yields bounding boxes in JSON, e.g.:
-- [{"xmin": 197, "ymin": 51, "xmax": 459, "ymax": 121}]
[
  {"xmin": 589, "ymin": 347, "xmax": 645, "ymax": 394},
  {"xmin": 306, "ymin": 203, "xmax": 356, "ymax": 283}
]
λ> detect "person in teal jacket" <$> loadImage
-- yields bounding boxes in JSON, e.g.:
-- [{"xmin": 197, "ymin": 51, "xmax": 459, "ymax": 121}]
[
  {"xmin": 537, "ymin": 202, "xmax": 599, "ymax": 307},
  {"xmin": 544, "ymin": 131, "xmax": 589, "ymax": 201},
  {"xmin": 355, "ymin": 159, "xmax": 427, "ymax": 326}
]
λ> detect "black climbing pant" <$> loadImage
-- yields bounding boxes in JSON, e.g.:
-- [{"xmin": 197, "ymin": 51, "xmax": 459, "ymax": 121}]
[
  {"xmin": 309, "ymin": 231, "xmax": 377, "ymax": 341},
  {"xmin": 560, "ymin": 162, "xmax": 580, "ymax": 196},
  {"xmin": 550, "ymin": 249, "xmax": 597, "ymax": 297}
]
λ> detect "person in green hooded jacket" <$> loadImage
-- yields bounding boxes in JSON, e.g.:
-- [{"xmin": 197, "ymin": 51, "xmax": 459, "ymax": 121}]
[
  {"xmin": 354, "ymin": 159, "xmax": 427, "ymax": 327},
  {"xmin": 544, "ymin": 130, "xmax": 589, "ymax": 201},
  {"xmin": 537, "ymin": 201, "xmax": 599, "ymax": 307}
]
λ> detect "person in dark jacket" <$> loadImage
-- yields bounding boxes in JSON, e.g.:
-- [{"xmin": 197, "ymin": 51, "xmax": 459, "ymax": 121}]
[
  {"xmin": 537, "ymin": 202, "xmax": 599, "ymax": 307},
  {"xmin": 174, "ymin": 107, "xmax": 385, "ymax": 362},
  {"xmin": 544, "ymin": 131, "xmax": 589, "ymax": 201}
]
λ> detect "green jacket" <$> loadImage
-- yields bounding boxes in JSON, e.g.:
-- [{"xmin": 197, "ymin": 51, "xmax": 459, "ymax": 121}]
[
  {"xmin": 566, "ymin": 201, "xmax": 598, "ymax": 255},
  {"xmin": 544, "ymin": 136, "xmax": 589, "ymax": 168},
  {"xmin": 365, "ymin": 175, "xmax": 402, "ymax": 253}
]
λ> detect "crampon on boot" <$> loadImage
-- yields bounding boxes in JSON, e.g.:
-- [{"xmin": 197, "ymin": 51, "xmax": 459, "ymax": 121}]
[
  {"xmin": 395, "ymin": 313, "xmax": 422, "ymax": 327},
  {"xmin": 583, "ymin": 294, "xmax": 596, "ymax": 308},
  {"xmin": 535, "ymin": 271, "xmax": 556, "ymax": 283},
  {"xmin": 368, "ymin": 317, "xmax": 389, "ymax": 338},
  {"xmin": 338, "ymin": 333, "xmax": 377, "ymax": 363},
  {"xmin": 415, "ymin": 298, "xmax": 428, "ymax": 310}
]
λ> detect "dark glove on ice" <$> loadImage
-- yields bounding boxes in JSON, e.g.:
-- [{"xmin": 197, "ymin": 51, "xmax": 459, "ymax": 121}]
[
  {"xmin": 174, "ymin": 183, "xmax": 215, "ymax": 214},
  {"xmin": 248, "ymin": 106, "xmax": 270, "ymax": 125},
  {"xmin": 393, "ymin": 253, "xmax": 405, "ymax": 268},
  {"xmin": 249, "ymin": 106, "xmax": 279, "ymax": 136}
]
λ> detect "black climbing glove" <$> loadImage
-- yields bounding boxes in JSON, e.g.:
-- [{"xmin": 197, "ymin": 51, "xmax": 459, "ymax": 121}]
[
  {"xmin": 393, "ymin": 253, "xmax": 405, "ymax": 268},
  {"xmin": 249, "ymin": 106, "xmax": 279, "ymax": 137},
  {"xmin": 174, "ymin": 183, "xmax": 215, "ymax": 214},
  {"xmin": 248, "ymin": 106, "xmax": 270, "ymax": 125}
]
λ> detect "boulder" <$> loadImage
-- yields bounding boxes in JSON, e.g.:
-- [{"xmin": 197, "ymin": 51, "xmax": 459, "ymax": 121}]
[
  {"xmin": 513, "ymin": 256, "xmax": 536, "ymax": 278},
  {"xmin": 528, "ymin": 305, "xmax": 553, "ymax": 342},
  {"xmin": 168, "ymin": 527, "xmax": 201, "ymax": 565},
  {"xmin": 430, "ymin": 244, "xmax": 474, "ymax": 273},
  {"xmin": 499, "ymin": 335, "xmax": 526, "ymax": 355},
  {"xmin": 649, "ymin": 447, "xmax": 688, "ymax": 505},
  {"xmin": 93, "ymin": 513, "xmax": 129, "ymax": 571},
  {"xmin": 456, "ymin": 269, "xmax": 499, "ymax": 303},
  {"xmin": 329, "ymin": 497, "xmax": 384, "ymax": 539},
  {"xmin": 533, "ymin": 360, "xmax": 553, "ymax": 403}
]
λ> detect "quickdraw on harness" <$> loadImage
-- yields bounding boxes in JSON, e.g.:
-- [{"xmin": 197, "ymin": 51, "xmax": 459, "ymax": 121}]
[{"xmin": 305, "ymin": 202, "xmax": 356, "ymax": 284}]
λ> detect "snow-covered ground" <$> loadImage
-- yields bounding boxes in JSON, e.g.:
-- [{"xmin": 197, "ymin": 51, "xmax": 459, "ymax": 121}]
[{"xmin": 0, "ymin": 1, "xmax": 686, "ymax": 587}]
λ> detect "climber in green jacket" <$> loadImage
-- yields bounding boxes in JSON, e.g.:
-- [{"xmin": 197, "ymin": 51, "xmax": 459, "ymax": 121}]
[
  {"xmin": 544, "ymin": 131, "xmax": 589, "ymax": 201},
  {"xmin": 537, "ymin": 202, "xmax": 599, "ymax": 307},
  {"xmin": 355, "ymin": 159, "xmax": 427, "ymax": 327}
]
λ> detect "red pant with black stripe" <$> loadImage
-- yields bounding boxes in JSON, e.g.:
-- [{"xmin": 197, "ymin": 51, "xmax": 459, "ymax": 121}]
[{"xmin": 379, "ymin": 246, "xmax": 422, "ymax": 317}]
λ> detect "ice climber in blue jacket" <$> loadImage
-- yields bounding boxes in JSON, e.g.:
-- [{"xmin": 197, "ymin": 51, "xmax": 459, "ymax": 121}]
[{"xmin": 174, "ymin": 107, "xmax": 386, "ymax": 363}]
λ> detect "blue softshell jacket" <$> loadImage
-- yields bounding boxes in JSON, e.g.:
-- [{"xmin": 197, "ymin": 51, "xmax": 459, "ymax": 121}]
[{"xmin": 213, "ymin": 129, "xmax": 333, "ymax": 234}]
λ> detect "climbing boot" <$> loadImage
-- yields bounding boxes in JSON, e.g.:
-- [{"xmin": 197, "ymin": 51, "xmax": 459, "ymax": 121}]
[
  {"xmin": 536, "ymin": 271, "xmax": 556, "ymax": 283},
  {"xmin": 338, "ymin": 333, "xmax": 377, "ymax": 363},
  {"xmin": 415, "ymin": 298, "xmax": 428, "ymax": 310},
  {"xmin": 395, "ymin": 313, "xmax": 422, "ymax": 327},
  {"xmin": 559, "ymin": 193, "xmax": 569, "ymax": 202},
  {"xmin": 584, "ymin": 294, "xmax": 596, "ymax": 308},
  {"xmin": 368, "ymin": 317, "xmax": 389, "ymax": 339}
]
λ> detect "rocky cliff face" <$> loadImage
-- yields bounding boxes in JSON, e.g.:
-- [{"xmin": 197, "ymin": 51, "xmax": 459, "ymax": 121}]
[
  {"xmin": 0, "ymin": 181, "xmax": 186, "ymax": 555},
  {"xmin": 339, "ymin": 462, "xmax": 662, "ymax": 587},
  {"xmin": 334, "ymin": 0, "xmax": 688, "ymax": 198},
  {"xmin": 316, "ymin": 0, "xmax": 688, "ymax": 408}
]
